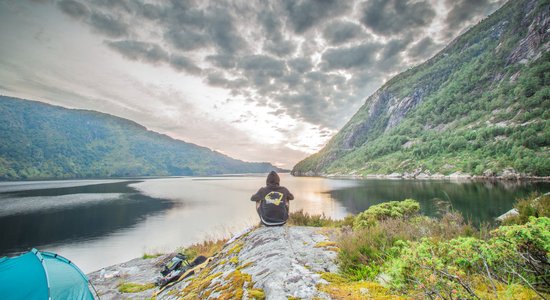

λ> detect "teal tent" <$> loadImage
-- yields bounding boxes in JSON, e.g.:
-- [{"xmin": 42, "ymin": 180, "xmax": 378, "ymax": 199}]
[{"xmin": 0, "ymin": 249, "xmax": 96, "ymax": 300}]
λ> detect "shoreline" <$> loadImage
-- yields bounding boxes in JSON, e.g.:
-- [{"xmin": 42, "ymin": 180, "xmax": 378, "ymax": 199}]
[{"xmin": 292, "ymin": 170, "xmax": 550, "ymax": 182}]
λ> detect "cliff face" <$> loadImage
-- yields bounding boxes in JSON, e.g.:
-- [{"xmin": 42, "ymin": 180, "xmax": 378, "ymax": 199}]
[{"xmin": 293, "ymin": 0, "xmax": 550, "ymax": 177}]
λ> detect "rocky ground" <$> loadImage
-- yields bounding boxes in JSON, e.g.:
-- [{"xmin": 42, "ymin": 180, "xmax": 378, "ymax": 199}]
[{"xmin": 88, "ymin": 226, "xmax": 341, "ymax": 299}]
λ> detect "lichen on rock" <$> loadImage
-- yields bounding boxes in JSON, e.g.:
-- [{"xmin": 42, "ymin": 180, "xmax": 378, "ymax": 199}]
[
  {"xmin": 89, "ymin": 226, "xmax": 343, "ymax": 299},
  {"xmin": 168, "ymin": 226, "xmax": 339, "ymax": 299}
]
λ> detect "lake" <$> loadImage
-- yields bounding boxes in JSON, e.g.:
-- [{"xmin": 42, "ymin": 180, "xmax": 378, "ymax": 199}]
[{"xmin": 0, "ymin": 174, "xmax": 548, "ymax": 273}]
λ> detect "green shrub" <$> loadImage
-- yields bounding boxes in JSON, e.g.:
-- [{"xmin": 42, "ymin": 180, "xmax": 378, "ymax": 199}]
[
  {"xmin": 336, "ymin": 196, "xmax": 549, "ymax": 298},
  {"xmin": 337, "ymin": 225, "xmax": 393, "ymax": 280},
  {"xmin": 385, "ymin": 217, "xmax": 550, "ymax": 298},
  {"xmin": 339, "ymin": 210, "xmax": 473, "ymax": 281},
  {"xmin": 353, "ymin": 199, "xmax": 420, "ymax": 229},
  {"xmin": 503, "ymin": 193, "xmax": 550, "ymax": 225}
]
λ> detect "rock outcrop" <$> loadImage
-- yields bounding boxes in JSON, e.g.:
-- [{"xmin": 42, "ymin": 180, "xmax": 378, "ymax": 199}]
[{"xmin": 89, "ymin": 226, "xmax": 340, "ymax": 300}]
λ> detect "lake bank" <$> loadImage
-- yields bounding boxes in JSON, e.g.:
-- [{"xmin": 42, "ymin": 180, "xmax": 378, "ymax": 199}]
[
  {"xmin": 293, "ymin": 169, "xmax": 550, "ymax": 181},
  {"xmin": 1, "ymin": 175, "xmax": 548, "ymax": 273},
  {"xmin": 88, "ymin": 194, "xmax": 549, "ymax": 299}
]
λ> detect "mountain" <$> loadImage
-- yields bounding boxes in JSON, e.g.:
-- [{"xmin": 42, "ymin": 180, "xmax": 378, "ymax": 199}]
[
  {"xmin": 0, "ymin": 96, "xmax": 283, "ymax": 180},
  {"xmin": 293, "ymin": 0, "xmax": 549, "ymax": 178}
]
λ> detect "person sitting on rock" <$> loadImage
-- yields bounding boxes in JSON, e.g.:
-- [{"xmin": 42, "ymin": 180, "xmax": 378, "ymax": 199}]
[{"xmin": 251, "ymin": 171, "xmax": 294, "ymax": 226}]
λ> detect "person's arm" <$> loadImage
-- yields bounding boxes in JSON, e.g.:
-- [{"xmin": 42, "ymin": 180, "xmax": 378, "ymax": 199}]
[
  {"xmin": 286, "ymin": 188, "xmax": 294, "ymax": 200},
  {"xmin": 251, "ymin": 188, "xmax": 264, "ymax": 202}
]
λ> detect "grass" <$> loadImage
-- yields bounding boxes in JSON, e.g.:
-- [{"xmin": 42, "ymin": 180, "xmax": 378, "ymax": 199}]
[
  {"xmin": 288, "ymin": 209, "xmax": 354, "ymax": 227},
  {"xmin": 142, "ymin": 252, "xmax": 163, "ymax": 259},
  {"xmin": 117, "ymin": 282, "xmax": 155, "ymax": 293},
  {"xmin": 180, "ymin": 238, "xmax": 228, "ymax": 261},
  {"xmin": 318, "ymin": 272, "xmax": 404, "ymax": 299}
]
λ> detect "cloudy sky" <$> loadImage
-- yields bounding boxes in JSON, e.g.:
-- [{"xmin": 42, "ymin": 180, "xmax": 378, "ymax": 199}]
[{"xmin": 0, "ymin": 0, "xmax": 505, "ymax": 168}]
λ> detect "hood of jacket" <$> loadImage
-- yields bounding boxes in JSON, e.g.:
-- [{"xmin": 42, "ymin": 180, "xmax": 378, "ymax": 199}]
[{"xmin": 266, "ymin": 171, "xmax": 280, "ymax": 188}]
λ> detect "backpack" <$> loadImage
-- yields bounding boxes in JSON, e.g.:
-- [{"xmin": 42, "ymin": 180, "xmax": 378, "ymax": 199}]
[
  {"xmin": 259, "ymin": 191, "xmax": 289, "ymax": 226},
  {"xmin": 156, "ymin": 255, "xmax": 207, "ymax": 287},
  {"xmin": 160, "ymin": 253, "xmax": 188, "ymax": 276}
]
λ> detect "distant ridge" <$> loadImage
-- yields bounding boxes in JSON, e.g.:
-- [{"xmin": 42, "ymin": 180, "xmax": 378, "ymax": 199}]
[
  {"xmin": 293, "ymin": 0, "xmax": 549, "ymax": 177},
  {"xmin": 0, "ymin": 96, "xmax": 283, "ymax": 180}
]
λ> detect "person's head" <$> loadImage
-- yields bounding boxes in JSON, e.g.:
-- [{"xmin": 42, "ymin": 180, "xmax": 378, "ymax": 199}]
[{"xmin": 266, "ymin": 171, "xmax": 280, "ymax": 187}]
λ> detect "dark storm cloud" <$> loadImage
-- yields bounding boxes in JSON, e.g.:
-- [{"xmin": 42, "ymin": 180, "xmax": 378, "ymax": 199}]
[
  {"xmin": 266, "ymin": 69, "xmax": 357, "ymax": 127},
  {"xmin": 264, "ymin": 39, "xmax": 297, "ymax": 57},
  {"xmin": 106, "ymin": 40, "xmax": 202, "ymax": 74},
  {"xmin": 257, "ymin": 9, "xmax": 283, "ymax": 40},
  {"xmin": 275, "ymin": 91, "xmax": 356, "ymax": 128},
  {"xmin": 321, "ymin": 43, "xmax": 381, "ymax": 70},
  {"xmin": 278, "ymin": 72, "xmax": 303, "ymax": 88},
  {"xmin": 205, "ymin": 72, "xmax": 225, "ymax": 86},
  {"xmin": 57, "ymin": 0, "xmax": 89, "ymax": 19},
  {"xmin": 169, "ymin": 55, "xmax": 202, "ymax": 75},
  {"xmin": 349, "ymin": 69, "xmax": 383, "ymax": 90},
  {"xmin": 257, "ymin": 8, "xmax": 297, "ymax": 57},
  {"xmin": 44, "ymin": 0, "xmax": 508, "ymax": 131},
  {"xmin": 360, "ymin": 0, "xmax": 436, "ymax": 35},
  {"xmin": 162, "ymin": 6, "xmax": 248, "ymax": 55},
  {"xmin": 283, "ymin": 0, "xmax": 352, "ymax": 33},
  {"xmin": 323, "ymin": 21, "xmax": 365, "ymax": 45},
  {"xmin": 277, "ymin": 92, "xmax": 320, "ymax": 121},
  {"xmin": 206, "ymin": 72, "xmax": 235, "ymax": 88},
  {"xmin": 238, "ymin": 55, "xmax": 287, "ymax": 78},
  {"xmin": 206, "ymin": 54, "xmax": 236, "ymax": 69},
  {"xmin": 89, "ymin": 0, "xmax": 135, "ymax": 14},
  {"xmin": 137, "ymin": 3, "xmax": 164, "ymax": 20},
  {"xmin": 89, "ymin": 11, "xmax": 129, "ymax": 37},
  {"xmin": 288, "ymin": 58, "xmax": 313, "ymax": 74},
  {"xmin": 380, "ymin": 37, "xmax": 412, "ymax": 60},
  {"xmin": 306, "ymin": 71, "xmax": 346, "ymax": 86},
  {"xmin": 408, "ymin": 37, "xmax": 441, "ymax": 59},
  {"xmin": 375, "ymin": 55, "xmax": 403, "ymax": 73},
  {"xmin": 165, "ymin": 29, "xmax": 210, "ymax": 52},
  {"xmin": 206, "ymin": 8, "xmax": 248, "ymax": 55},
  {"xmin": 107, "ymin": 40, "xmax": 168, "ymax": 63},
  {"xmin": 445, "ymin": 0, "xmax": 505, "ymax": 32}
]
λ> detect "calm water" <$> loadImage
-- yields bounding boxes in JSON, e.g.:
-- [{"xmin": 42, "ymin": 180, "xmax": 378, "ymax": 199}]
[{"xmin": 0, "ymin": 174, "xmax": 548, "ymax": 273}]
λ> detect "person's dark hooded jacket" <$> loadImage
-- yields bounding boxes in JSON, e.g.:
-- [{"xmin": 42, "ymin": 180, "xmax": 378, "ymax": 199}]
[{"xmin": 251, "ymin": 171, "xmax": 294, "ymax": 226}]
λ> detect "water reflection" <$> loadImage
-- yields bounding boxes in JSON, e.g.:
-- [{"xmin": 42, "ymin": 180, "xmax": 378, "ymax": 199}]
[
  {"xmin": 0, "ymin": 181, "xmax": 173, "ymax": 255},
  {"xmin": 329, "ymin": 179, "xmax": 550, "ymax": 224}
]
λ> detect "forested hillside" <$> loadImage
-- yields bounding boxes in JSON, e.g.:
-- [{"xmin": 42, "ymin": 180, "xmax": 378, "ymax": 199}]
[
  {"xmin": 0, "ymin": 96, "xmax": 280, "ymax": 180},
  {"xmin": 293, "ymin": 0, "xmax": 549, "ymax": 177}
]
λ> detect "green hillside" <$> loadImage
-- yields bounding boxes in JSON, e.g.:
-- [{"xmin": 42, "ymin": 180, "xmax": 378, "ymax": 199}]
[
  {"xmin": 293, "ymin": 0, "xmax": 549, "ymax": 177},
  {"xmin": 0, "ymin": 96, "xmax": 281, "ymax": 180}
]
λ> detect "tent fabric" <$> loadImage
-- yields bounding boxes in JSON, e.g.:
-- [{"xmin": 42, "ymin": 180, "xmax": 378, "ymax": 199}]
[
  {"xmin": 0, "ymin": 251, "xmax": 48, "ymax": 299},
  {"xmin": 0, "ymin": 249, "xmax": 95, "ymax": 300}
]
